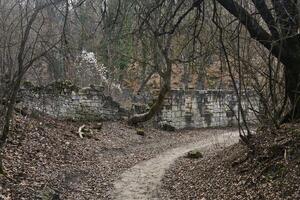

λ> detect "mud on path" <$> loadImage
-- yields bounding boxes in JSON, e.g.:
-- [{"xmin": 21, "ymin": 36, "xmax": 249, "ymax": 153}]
[
  {"xmin": 1, "ymin": 115, "xmax": 239, "ymax": 199},
  {"xmin": 111, "ymin": 131, "xmax": 239, "ymax": 200}
]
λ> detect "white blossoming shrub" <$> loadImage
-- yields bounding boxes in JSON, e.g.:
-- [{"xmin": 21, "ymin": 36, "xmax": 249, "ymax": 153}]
[
  {"xmin": 75, "ymin": 50, "xmax": 121, "ymax": 93},
  {"xmin": 75, "ymin": 50, "xmax": 106, "ymax": 86}
]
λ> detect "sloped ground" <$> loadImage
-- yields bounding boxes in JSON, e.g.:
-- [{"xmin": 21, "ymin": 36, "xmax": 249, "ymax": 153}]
[
  {"xmin": 161, "ymin": 124, "xmax": 300, "ymax": 200},
  {"xmin": 0, "ymin": 115, "xmax": 236, "ymax": 199}
]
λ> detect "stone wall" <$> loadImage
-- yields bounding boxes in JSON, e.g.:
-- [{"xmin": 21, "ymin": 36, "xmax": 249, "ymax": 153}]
[
  {"xmin": 19, "ymin": 82, "xmax": 259, "ymax": 128},
  {"xmin": 157, "ymin": 89, "xmax": 259, "ymax": 129},
  {"xmin": 20, "ymin": 84, "xmax": 127, "ymax": 121}
]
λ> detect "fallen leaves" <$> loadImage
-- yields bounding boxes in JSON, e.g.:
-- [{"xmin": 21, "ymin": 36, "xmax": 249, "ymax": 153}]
[
  {"xmin": 161, "ymin": 124, "xmax": 300, "ymax": 200},
  {"xmin": 0, "ymin": 114, "xmax": 228, "ymax": 199}
]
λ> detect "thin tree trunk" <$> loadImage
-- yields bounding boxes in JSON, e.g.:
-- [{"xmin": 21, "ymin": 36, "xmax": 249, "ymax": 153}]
[{"xmin": 0, "ymin": 75, "xmax": 22, "ymax": 174}]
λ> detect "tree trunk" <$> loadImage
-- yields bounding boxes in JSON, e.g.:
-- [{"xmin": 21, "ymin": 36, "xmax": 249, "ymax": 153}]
[
  {"xmin": 280, "ymin": 34, "xmax": 300, "ymax": 123},
  {"xmin": 281, "ymin": 61, "xmax": 300, "ymax": 123},
  {"xmin": 0, "ymin": 75, "xmax": 22, "ymax": 174},
  {"xmin": 128, "ymin": 74, "xmax": 171, "ymax": 125}
]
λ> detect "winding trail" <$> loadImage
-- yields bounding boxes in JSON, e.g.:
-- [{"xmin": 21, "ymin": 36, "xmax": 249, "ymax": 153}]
[{"xmin": 112, "ymin": 131, "xmax": 240, "ymax": 200}]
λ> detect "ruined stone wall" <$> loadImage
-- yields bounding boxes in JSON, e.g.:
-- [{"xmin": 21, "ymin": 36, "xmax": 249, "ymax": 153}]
[
  {"xmin": 157, "ymin": 90, "xmax": 259, "ymax": 129},
  {"xmin": 20, "ymin": 84, "xmax": 127, "ymax": 121},
  {"xmin": 19, "ymin": 82, "xmax": 258, "ymax": 128}
]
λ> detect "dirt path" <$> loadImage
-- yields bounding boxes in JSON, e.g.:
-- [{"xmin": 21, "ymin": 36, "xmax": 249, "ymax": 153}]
[{"xmin": 111, "ymin": 131, "xmax": 240, "ymax": 200}]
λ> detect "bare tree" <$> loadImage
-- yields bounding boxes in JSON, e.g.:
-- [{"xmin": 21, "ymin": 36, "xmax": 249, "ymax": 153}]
[
  {"xmin": 128, "ymin": 0, "xmax": 203, "ymax": 124},
  {"xmin": 0, "ymin": 0, "xmax": 64, "ymax": 174}
]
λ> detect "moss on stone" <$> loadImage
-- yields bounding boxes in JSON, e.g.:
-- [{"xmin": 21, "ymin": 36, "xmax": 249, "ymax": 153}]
[
  {"xmin": 22, "ymin": 80, "xmax": 34, "ymax": 89},
  {"xmin": 186, "ymin": 149, "xmax": 203, "ymax": 159},
  {"xmin": 46, "ymin": 80, "xmax": 79, "ymax": 94},
  {"xmin": 37, "ymin": 187, "xmax": 60, "ymax": 200},
  {"xmin": 136, "ymin": 128, "xmax": 145, "ymax": 136}
]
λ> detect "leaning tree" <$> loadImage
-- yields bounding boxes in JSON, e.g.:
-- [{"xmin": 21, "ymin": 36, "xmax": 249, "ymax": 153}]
[{"xmin": 206, "ymin": 0, "xmax": 300, "ymax": 122}]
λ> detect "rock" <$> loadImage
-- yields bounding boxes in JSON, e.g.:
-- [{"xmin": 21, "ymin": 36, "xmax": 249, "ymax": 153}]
[
  {"xmin": 37, "ymin": 187, "xmax": 60, "ymax": 200},
  {"xmin": 89, "ymin": 84, "xmax": 105, "ymax": 92},
  {"xmin": 136, "ymin": 128, "xmax": 145, "ymax": 136},
  {"xmin": 186, "ymin": 149, "xmax": 203, "ymax": 159},
  {"xmin": 160, "ymin": 123, "xmax": 176, "ymax": 132},
  {"xmin": 93, "ymin": 122, "xmax": 103, "ymax": 130},
  {"xmin": 22, "ymin": 80, "xmax": 34, "ymax": 89}
]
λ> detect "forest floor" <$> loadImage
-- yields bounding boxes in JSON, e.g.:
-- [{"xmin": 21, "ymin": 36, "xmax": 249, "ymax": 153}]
[
  {"xmin": 0, "ymin": 115, "xmax": 237, "ymax": 200},
  {"xmin": 160, "ymin": 124, "xmax": 300, "ymax": 200},
  {"xmin": 1, "ymin": 115, "xmax": 299, "ymax": 200}
]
